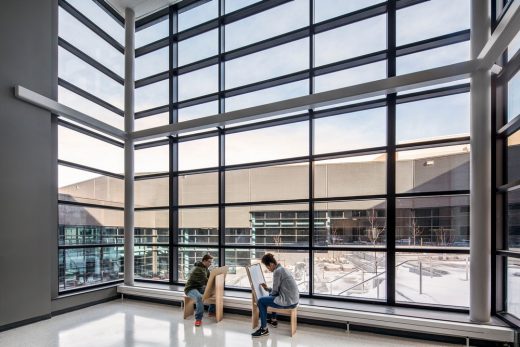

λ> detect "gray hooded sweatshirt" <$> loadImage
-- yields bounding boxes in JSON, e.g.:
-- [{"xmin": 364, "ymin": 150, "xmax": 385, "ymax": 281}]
[{"xmin": 268, "ymin": 264, "xmax": 300, "ymax": 307}]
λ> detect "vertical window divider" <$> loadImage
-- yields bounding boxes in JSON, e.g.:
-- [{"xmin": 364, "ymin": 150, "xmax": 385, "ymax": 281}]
[
  {"xmin": 170, "ymin": 5, "xmax": 179, "ymax": 283},
  {"xmin": 218, "ymin": 0, "xmax": 226, "ymax": 268},
  {"xmin": 308, "ymin": 0, "xmax": 315, "ymax": 297},
  {"xmin": 386, "ymin": 0, "xmax": 397, "ymax": 305}
]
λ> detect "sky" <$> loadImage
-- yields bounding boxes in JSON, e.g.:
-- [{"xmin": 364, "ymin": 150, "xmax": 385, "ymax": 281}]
[{"xmin": 58, "ymin": 0, "xmax": 473, "ymax": 188}]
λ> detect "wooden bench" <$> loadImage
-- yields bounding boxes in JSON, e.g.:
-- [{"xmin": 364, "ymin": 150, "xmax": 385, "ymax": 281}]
[
  {"xmin": 182, "ymin": 272, "xmax": 225, "ymax": 322},
  {"xmin": 251, "ymin": 303, "xmax": 298, "ymax": 336}
]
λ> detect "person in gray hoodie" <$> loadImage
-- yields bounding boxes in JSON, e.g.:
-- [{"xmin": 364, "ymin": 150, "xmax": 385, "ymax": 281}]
[{"xmin": 251, "ymin": 253, "xmax": 300, "ymax": 338}]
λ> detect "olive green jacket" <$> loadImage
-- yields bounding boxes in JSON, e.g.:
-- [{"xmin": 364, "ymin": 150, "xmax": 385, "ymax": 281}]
[{"xmin": 184, "ymin": 261, "xmax": 210, "ymax": 294}]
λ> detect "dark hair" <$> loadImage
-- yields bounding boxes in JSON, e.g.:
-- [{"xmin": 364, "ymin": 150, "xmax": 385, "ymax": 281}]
[
  {"xmin": 202, "ymin": 254, "xmax": 213, "ymax": 262},
  {"xmin": 261, "ymin": 253, "xmax": 277, "ymax": 267}
]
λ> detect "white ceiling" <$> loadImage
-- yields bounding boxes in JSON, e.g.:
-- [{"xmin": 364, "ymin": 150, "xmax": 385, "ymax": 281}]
[{"xmin": 105, "ymin": 0, "xmax": 184, "ymax": 20}]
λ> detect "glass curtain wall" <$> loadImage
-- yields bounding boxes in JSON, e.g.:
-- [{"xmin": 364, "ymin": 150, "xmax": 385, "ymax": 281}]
[
  {"xmin": 495, "ymin": 0, "xmax": 520, "ymax": 325},
  {"xmin": 129, "ymin": 0, "xmax": 472, "ymax": 309},
  {"xmin": 57, "ymin": 0, "xmax": 126, "ymax": 292}
]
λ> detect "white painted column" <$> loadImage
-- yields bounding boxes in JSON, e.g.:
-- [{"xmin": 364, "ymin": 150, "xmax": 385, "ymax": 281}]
[
  {"xmin": 124, "ymin": 7, "xmax": 135, "ymax": 286},
  {"xmin": 470, "ymin": 0, "xmax": 491, "ymax": 323}
]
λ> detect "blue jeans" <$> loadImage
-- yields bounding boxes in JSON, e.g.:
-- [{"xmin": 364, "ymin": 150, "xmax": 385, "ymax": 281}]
[
  {"xmin": 257, "ymin": 296, "xmax": 296, "ymax": 329},
  {"xmin": 186, "ymin": 289, "xmax": 215, "ymax": 320}
]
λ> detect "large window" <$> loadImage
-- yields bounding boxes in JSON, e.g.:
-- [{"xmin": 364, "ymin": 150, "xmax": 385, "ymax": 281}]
[
  {"xmin": 58, "ymin": 0, "xmax": 475, "ymax": 309},
  {"xmin": 496, "ymin": 4, "xmax": 520, "ymax": 323},
  {"xmin": 58, "ymin": 1, "xmax": 126, "ymax": 292}
]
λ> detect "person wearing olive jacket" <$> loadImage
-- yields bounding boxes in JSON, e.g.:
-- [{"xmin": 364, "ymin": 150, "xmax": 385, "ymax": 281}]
[{"xmin": 184, "ymin": 254, "xmax": 216, "ymax": 326}]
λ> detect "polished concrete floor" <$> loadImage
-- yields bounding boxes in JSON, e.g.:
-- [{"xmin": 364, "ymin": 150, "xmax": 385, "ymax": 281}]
[{"xmin": 0, "ymin": 299, "xmax": 459, "ymax": 347}]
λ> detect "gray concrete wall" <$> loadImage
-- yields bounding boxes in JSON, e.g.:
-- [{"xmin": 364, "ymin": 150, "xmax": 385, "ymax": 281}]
[
  {"xmin": 0, "ymin": 0, "xmax": 117, "ymax": 328},
  {"xmin": 0, "ymin": 0, "xmax": 56, "ymax": 326}
]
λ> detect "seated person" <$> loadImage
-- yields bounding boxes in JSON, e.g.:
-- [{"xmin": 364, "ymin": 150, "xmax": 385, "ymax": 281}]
[
  {"xmin": 252, "ymin": 253, "xmax": 300, "ymax": 338},
  {"xmin": 184, "ymin": 254, "xmax": 216, "ymax": 326}
]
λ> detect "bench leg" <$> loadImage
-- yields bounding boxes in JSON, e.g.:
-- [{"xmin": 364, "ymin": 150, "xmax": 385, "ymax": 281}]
[
  {"xmin": 215, "ymin": 298, "xmax": 224, "ymax": 323},
  {"xmin": 290, "ymin": 309, "xmax": 297, "ymax": 337},
  {"xmin": 252, "ymin": 305, "xmax": 259, "ymax": 329},
  {"xmin": 183, "ymin": 297, "xmax": 194, "ymax": 319}
]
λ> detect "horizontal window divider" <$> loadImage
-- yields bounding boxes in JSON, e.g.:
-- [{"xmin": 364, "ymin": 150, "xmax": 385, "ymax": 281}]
[
  {"xmin": 395, "ymin": 190, "xmax": 470, "ymax": 198},
  {"xmin": 496, "ymin": 250, "xmax": 520, "ymax": 258},
  {"xmin": 58, "ymin": 198, "xmax": 124, "ymax": 210},
  {"xmin": 176, "ymin": 56, "xmax": 220, "ymax": 76},
  {"xmin": 299, "ymin": 294, "xmax": 386, "ymax": 305},
  {"xmin": 134, "ymin": 138, "xmax": 170, "ymax": 150},
  {"xmin": 58, "ymin": 243, "xmax": 123, "ymax": 249},
  {"xmin": 395, "ymin": 0, "xmax": 430, "ymax": 10},
  {"xmin": 175, "ymin": 0, "xmax": 205, "ymax": 13},
  {"xmin": 313, "ymin": 51, "xmax": 388, "ymax": 76},
  {"xmin": 58, "ymin": 280, "xmax": 123, "ymax": 295},
  {"xmin": 175, "ymin": 167, "xmax": 220, "ymax": 176},
  {"xmin": 177, "ymin": 129, "xmax": 220, "ymax": 142},
  {"xmin": 134, "ymin": 279, "xmax": 169, "ymax": 285},
  {"xmin": 135, "ymin": 37, "xmax": 170, "ymax": 57},
  {"xmin": 177, "ymin": 203, "xmax": 219, "ymax": 209},
  {"xmin": 396, "ymin": 30, "xmax": 470, "ymax": 57},
  {"xmin": 395, "ymin": 136, "xmax": 470, "ymax": 151},
  {"xmin": 223, "ymin": 112, "xmax": 310, "ymax": 135},
  {"xmin": 176, "ymin": 93, "xmax": 220, "ymax": 109},
  {"xmin": 313, "ymin": 2, "xmax": 388, "ymax": 35},
  {"xmin": 57, "ymin": 118, "xmax": 125, "ymax": 148},
  {"xmin": 224, "ymin": 71, "xmax": 310, "ymax": 98},
  {"xmin": 392, "ymin": 302, "xmax": 468, "ymax": 313},
  {"xmin": 134, "ymin": 172, "xmax": 169, "ymax": 181},
  {"xmin": 223, "ymin": 27, "xmax": 310, "ymax": 62},
  {"xmin": 174, "ymin": 243, "xmax": 220, "ymax": 248},
  {"xmin": 496, "ymin": 312, "xmax": 520, "ymax": 330},
  {"xmin": 135, "ymin": 207, "xmax": 169, "ymax": 212},
  {"xmin": 313, "ymin": 99, "xmax": 387, "ymax": 119},
  {"xmin": 58, "ymin": 159, "xmax": 125, "ymax": 180},
  {"xmin": 395, "ymin": 248, "xmax": 470, "ymax": 254},
  {"xmin": 497, "ymin": 179, "xmax": 520, "ymax": 192},
  {"xmin": 177, "ymin": 18, "xmax": 219, "ymax": 41},
  {"xmin": 93, "ymin": 0, "xmax": 125, "ymax": 26},
  {"xmin": 505, "ymin": 45, "xmax": 520, "ymax": 75},
  {"xmin": 224, "ymin": 156, "xmax": 310, "ymax": 171},
  {"xmin": 135, "ymin": 8, "xmax": 168, "ymax": 30},
  {"xmin": 134, "ymin": 243, "xmax": 169, "ymax": 246},
  {"xmin": 135, "ymin": 71, "xmax": 169, "ymax": 88},
  {"xmin": 135, "ymin": 105, "xmax": 170, "ymax": 119},
  {"xmin": 222, "ymin": 286, "xmax": 250, "ymax": 293},
  {"xmin": 224, "ymin": 198, "xmax": 310, "ymax": 207},
  {"xmin": 396, "ymin": 83, "xmax": 471, "ymax": 105},
  {"xmin": 59, "ymin": 0, "xmax": 124, "ymax": 53},
  {"xmin": 312, "ymin": 246, "xmax": 387, "ymax": 252},
  {"xmin": 58, "ymin": 38, "xmax": 124, "ymax": 85},
  {"xmin": 58, "ymin": 78, "xmax": 124, "ymax": 116},
  {"xmin": 313, "ymin": 194, "xmax": 387, "ymax": 203},
  {"xmin": 223, "ymin": 0, "xmax": 293, "ymax": 26},
  {"xmin": 497, "ymin": 113, "xmax": 520, "ymax": 137},
  {"xmin": 160, "ymin": 0, "xmax": 294, "ymax": 44},
  {"xmin": 312, "ymin": 147, "xmax": 388, "ymax": 161},
  {"xmin": 219, "ymin": 245, "xmax": 311, "ymax": 250}
]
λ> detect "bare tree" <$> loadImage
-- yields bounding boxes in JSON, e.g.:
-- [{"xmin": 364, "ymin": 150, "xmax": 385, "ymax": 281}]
[
  {"xmin": 434, "ymin": 227, "xmax": 455, "ymax": 247},
  {"xmin": 272, "ymin": 230, "xmax": 283, "ymax": 263},
  {"xmin": 367, "ymin": 208, "xmax": 386, "ymax": 246},
  {"xmin": 409, "ymin": 209, "xmax": 423, "ymax": 246}
]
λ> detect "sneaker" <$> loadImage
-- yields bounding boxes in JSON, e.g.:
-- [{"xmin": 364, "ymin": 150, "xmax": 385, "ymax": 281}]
[
  {"xmin": 208, "ymin": 312, "xmax": 216, "ymax": 317},
  {"xmin": 195, "ymin": 319, "xmax": 202, "ymax": 327},
  {"xmin": 251, "ymin": 328, "xmax": 269, "ymax": 338},
  {"xmin": 267, "ymin": 318, "xmax": 278, "ymax": 328}
]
